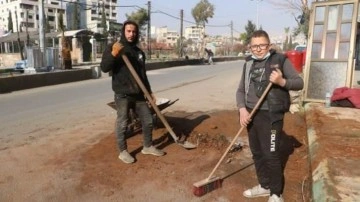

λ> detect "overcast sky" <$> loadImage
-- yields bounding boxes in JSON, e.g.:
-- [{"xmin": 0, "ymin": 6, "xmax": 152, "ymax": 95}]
[{"xmin": 116, "ymin": 0, "xmax": 301, "ymax": 39}]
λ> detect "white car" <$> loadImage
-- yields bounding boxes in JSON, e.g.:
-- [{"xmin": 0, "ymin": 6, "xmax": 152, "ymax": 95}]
[
  {"xmin": 294, "ymin": 45, "xmax": 306, "ymax": 52},
  {"xmin": 14, "ymin": 60, "xmax": 28, "ymax": 73}
]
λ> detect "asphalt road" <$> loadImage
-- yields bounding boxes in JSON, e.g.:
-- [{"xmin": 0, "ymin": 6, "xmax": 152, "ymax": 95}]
[{"xmin": 0, "ymin": 60, "xmax": 245, "ymax": 149}]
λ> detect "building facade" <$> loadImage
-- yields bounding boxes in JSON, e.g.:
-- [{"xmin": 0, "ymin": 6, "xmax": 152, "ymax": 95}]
[
  {"xmin": 184, "ymin": 25, "xmax": 204, "ymax": 43},
  {"xmin": 0, "ymin": 0, "xmax": 66, "ymax": 34},
  {"xmin": 155, "ymin": 26, "xmax": 179, "ymax": 47},
  {"xmin": 76, "ymin": 0, "xmax": 117, "ymax": 34}
]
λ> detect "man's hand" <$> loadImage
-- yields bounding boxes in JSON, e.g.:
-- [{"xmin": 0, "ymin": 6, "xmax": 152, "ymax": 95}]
[
  {"xmin": 146, "ymin": 93, "xmax": 156, "ymax": 108},
  {"xmin": 150, "ymin": 93, "xmax": 156, "ymax": 104},
  {"xmin": 111, "ymin": 42, "xmax": 123, "ymax": 57}
]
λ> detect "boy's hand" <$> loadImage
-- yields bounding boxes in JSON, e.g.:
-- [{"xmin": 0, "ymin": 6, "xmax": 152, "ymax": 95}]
[
  {"xmin": 270, "ymin": 68, "xmax": 286, "ymax": 87},
  {"xmin": 239, "ymin": 108, "xmax": 250, "ymax": 127},
  {"xmin": 111, "ymin": 42, "xmax": 123, "ymax": 57}
]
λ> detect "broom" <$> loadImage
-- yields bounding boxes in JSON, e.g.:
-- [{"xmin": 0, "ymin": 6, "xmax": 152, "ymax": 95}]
[{"xmin": 192, "ymin": 82, "xmax": 273, "ymax": 196}]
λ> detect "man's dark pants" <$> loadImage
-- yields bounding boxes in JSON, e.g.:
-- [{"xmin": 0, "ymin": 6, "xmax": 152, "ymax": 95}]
[{"xmin": 114, "ymin": 94, "xmax": 153, "ymax": 151}]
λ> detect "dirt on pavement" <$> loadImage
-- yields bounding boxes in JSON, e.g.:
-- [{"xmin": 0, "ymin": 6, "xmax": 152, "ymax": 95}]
[{"xmin": 0, "ymin": 107, "xmax": 313, "ymax": 202}]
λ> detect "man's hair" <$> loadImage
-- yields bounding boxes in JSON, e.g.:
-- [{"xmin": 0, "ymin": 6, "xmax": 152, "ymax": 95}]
[{"xmin": 251, "ymin": 30, "xmax": 270, "ymax": 43}]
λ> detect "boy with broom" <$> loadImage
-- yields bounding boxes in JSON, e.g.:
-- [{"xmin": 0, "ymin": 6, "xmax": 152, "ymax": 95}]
[{"xmin": 236, "ymin": 30, "xmax": 304, "ymax": 202}]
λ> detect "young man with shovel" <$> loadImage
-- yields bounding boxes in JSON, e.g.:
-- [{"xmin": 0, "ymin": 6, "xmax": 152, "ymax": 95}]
[
  {"xmin": 100, "ymin": 20, "xmax": 164, "ymax": 164},
  {"xmin": 236, "ymin": 30, "xmax": 304, "ymax": 202}
]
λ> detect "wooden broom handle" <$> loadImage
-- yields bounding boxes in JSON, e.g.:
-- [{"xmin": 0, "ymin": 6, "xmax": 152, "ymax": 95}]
[
  {"xmin": 122, "ymin": 55, "xmax": 179, "ymax": 142},
  {"xmin": 206, "ymin": 82, "xmax": 273, "ymax": 180}
]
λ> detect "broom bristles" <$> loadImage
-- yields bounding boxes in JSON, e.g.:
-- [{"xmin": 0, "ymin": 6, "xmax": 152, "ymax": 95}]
[{"xmin": 192, "ymin": 177, "xmax": 223, "ymax": 196}]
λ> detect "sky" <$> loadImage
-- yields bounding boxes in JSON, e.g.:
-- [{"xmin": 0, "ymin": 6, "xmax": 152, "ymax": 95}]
[{"xmin": 116, "ymin": 0, "xmax": 301, "ymax": 41}]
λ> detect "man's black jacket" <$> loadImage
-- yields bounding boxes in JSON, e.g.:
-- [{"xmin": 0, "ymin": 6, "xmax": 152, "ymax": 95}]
[{"xmin": 100, "ymin": 43, "xmax": 152, "ymax": 95}]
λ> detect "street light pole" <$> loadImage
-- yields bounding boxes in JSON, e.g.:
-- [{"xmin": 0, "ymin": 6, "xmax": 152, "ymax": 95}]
[
  {"xmin": 15, "ymin": 9, "xmax": 24, "ymax": 60},
  {"xmin": 39, "ymin": 0, "xmax": 46, "ymax": 67},
  {"xmin": 251, "ymin": 0, "xmax": 263, "ymax": 30},
  {"xmin": 147, "ymin": 1, "xmax": 151, "ymax": 59}
]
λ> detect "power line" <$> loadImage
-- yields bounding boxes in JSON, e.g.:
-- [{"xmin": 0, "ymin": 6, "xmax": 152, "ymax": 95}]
[
  {"xmin": 61, "ymin": 0, "xmax": 146, "ymax": 9},
  {"xmin": 152, "ymin": 9, "xmax": 230, "ymax": 28},
  {"xmin": 233, "ymin": 28, "xmax": 242, "ymax": 34},
  {"xmin": 60, "ymin": 1, "xmax": 236, "ymax": 30}
]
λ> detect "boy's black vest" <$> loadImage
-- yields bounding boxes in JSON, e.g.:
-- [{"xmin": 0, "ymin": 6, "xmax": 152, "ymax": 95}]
[{"xmin": 244, "ymin": 50, "xmax": 291, "ymax": 116}]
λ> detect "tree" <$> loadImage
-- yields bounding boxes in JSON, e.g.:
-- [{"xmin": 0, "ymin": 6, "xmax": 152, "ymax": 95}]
[
  {"xmin": 101, "ymin": 2, "xmax": 107, "ymax": 35},
  {"xmin": 288, "ymin": 35, "xmax": 293, "ymax": 50},
  {"xmin": 72, "ymin": 0, "xmax": 80, "ymax": 30},
  {"xmin": 45, "ymin": 15, "xmax": 51, "ymax": 33},
  {"xmin": 25, "ymin": 9, "xmax": 30, "ymax": 47},
  {"xmin": 244, "ymin": 20, "xmax": 256, "ymax": 45},
  {"xmin": 8, "ymin": 11, "xmax": 13, "ymax": 32},
  {"xmin": 240, "ymin": 33, "xmax": 247, "ymax": 45},
  {"xmin": 126, "ymin": 8, "xmax": 149, "ymax": 33},
  {"xmin": 58, "ymin": 11, "xmax": 72, "ymax": 69},
  {"xmin": 58, "ymin": 11, "xmax": 65, "ymax": 33},
  {"xmin": 191, "ymin": 0, "xmax": 215, "ymax": 26},
  {"xmin": 268, "ymin": 0, "xmax": 312, "ymax": 40},
  {"xmin": 233, "ymin": 43, "xmax": 247, "ymax": 54},
  {"xmin": 191, "ymin": 0, "xmax": 215, "ymax": 58},
  {"xmin": 283, "ymin": 27, "xmax": 290, "ymax": 51}
]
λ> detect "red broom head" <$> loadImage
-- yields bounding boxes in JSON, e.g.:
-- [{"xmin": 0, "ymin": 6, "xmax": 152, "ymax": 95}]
[{"xmin": 192, "ymin": 178, "xmax": 223, "ymax": 197}]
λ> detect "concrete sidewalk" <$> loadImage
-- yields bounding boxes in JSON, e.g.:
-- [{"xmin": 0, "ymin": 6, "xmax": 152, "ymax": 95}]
[{"xmin": 305, "ymin": 103, "xmax": 360, "ymax": 201}]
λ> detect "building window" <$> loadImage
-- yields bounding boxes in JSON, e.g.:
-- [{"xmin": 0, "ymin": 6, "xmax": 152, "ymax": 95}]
[{"xmin": 48, "ymin": 16, "xmax": 55, "ymax": 22}]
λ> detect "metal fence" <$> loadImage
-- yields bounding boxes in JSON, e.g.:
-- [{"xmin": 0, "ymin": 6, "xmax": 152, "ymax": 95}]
[{"xmin": 26, "ymin": 47, "xmax": 61, "ymax": 69}]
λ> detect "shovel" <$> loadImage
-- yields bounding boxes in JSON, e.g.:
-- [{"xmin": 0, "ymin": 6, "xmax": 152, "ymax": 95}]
[{"xmin": 122, "ymin": 55, "xmax": 197, "ymax": 149}]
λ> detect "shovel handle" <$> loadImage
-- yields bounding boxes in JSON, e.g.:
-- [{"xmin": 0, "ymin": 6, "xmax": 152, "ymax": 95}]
[
  {"xmin": 121, "ymin": 55, "xmax": 179, "ymax": 142},
  {"xmin": 206, "ymin": 82, "xmax": 273, "ymax": 180}
]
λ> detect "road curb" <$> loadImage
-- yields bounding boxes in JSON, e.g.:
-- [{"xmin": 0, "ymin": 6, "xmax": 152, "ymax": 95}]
[{"xmin": 305, "ymin": 103, "xmax": 360, "ymax": 201}]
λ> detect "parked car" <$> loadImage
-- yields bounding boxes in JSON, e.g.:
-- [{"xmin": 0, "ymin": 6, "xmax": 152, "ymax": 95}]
[
  {"xmin": 294, "ymin": 45, "xmax": 307, "ymax": 52},
  {"xmin": 14, "ymin": 60, "xmax": 28, "ymax": 73},
  {"xmin": 244, "ymin": 51, "xmax": 252, "ymax": 56}
]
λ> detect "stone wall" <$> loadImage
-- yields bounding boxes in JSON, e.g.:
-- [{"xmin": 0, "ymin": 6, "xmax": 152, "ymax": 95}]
[{"xmin": 0, "ymin": 69, "xmax": 92, "ymax": 93}]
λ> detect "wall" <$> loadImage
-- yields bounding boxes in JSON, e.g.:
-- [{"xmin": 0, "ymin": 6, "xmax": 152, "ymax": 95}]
[
  {"xmin": 0, "ymin": 69, "xmax": 92, "ymax": 93},
  {"xmin": 0, "ymin": 56, "xmax": 241, "ymax": 94},
  {"xmin": 0, "ymin": 53, "xmax": 22, "ymax": 67}
]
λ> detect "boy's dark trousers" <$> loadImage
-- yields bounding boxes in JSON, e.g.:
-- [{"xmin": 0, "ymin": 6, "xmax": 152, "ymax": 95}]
[{"xmin": 247, "ymin": 109, "xmax": 285, "ymax": 196}]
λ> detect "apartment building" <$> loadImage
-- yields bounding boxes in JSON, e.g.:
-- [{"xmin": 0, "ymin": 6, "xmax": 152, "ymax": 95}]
[
  {"xmin": 0, "ymin": 0, "xmax": 117, "ymax": 35},
  {"xmin": 0, "ymin": 0, "xmax": 65, "ymax": 34},
  {"xmin": 75, "ymin": 0, "xmax": 117, "ymax": 33},
  {"xmin": 155, "ymin": 26, "xmax": 179, "ymax": 47},
  {"xmin": 184, "ymin": 26, "xmax": 204, "ymax": 43}
]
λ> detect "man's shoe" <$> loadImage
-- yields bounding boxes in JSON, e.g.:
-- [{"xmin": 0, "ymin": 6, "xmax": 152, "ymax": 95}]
[
  {"xmin": 141, "ymin": 146, "xmax": 165, "ymax": 156},
  {"xmin": 118, "ymin": 150, "xmax": 135, "ymax": 164},
  {"xmin": 268, "ymin": 194, "xmax": 284, "ymax": 202},
  {"xmin": 243, "ymin": 184, "xmax": 270, "ymax": 198}
]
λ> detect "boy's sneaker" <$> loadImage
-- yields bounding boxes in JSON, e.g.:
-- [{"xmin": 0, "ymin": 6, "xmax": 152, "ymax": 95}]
[
  {"xmin": 141, "ymin": 146, "xmax": 165, "ymax": 156},
  {"xmin": 118, "ymin": 150, "xmax": 135, "ymax": 164},
  {"xmin": 243, "ymin": 184, "xmax": 270, "ymax": 198},
  {"xmin": 268, "ymin": 194, "xmax": 284, "ymax": 202}
]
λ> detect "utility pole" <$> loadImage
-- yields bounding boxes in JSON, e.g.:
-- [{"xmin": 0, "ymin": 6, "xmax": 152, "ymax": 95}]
[
  {"xmin": 26, "ymin": 9, "xmax": 30, "ymax": 47},
  {"xmin": 180, "ymin": 9, "xmax": 183, "ymax": 58},
  {"xmin": 230, "ymin": 20, "xmax": 234, "ymax": 56},
  {"xmin": 39, "ymin": 0, "xmax": 46, "ymax": 67},
  {"xmin": 147, "ymin": 1, "xmax": 151, "ymax": 59},
  {"xmin": 15, "ymin": 9, "xmax": 24, "ymax": 60}
]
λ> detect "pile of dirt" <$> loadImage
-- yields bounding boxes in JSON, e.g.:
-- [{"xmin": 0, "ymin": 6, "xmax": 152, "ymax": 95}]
[
  {"xmin": 77, "ymin": 110, "xmax": 310, "ymax": 201},
  {"xmin": 0, "ymin": 109, "xmax": 310, "ymax": 201}
]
